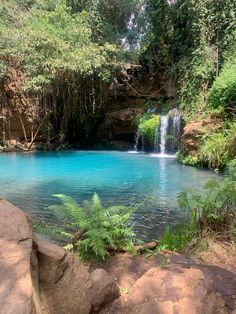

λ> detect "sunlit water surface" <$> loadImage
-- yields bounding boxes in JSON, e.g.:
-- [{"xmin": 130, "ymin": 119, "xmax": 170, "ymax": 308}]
[{"xmin": 0, "ymin": 151, "xmax": 220, "ymax": 240}]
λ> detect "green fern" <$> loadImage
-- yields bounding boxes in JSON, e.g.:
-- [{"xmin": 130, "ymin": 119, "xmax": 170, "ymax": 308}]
[
  {"xmin": 38, "ymin": 193, "xmax": 136, "ymax": 262},
  {"xmin": 177, "ymin": 178, "xmax": 236, "ymax": 236}
]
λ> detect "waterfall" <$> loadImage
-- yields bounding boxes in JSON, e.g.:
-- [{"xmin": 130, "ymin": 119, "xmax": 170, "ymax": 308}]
[
  {"xmin": 134, "ymin": 128, "xmax": 141, "ymax": 151},
  {"xmin": 173, "ymin": 109, "xmax": 181, "ymax": 139},
  {"xmin": 159, "ymin": 115, "xmax": 169, "ymax": 154},
  {"xmin": 134, "ymin": 108, "xmax": 183, "ymax": 153},
  {"xmin": 169, "ymin": 108, "xmax": 182, "ymax": 151}
]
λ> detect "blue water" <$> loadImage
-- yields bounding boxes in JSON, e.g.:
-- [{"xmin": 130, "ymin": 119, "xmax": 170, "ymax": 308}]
[{"xmin": 0, "ymin": 151, "xmax": 220, "ymax": 240}]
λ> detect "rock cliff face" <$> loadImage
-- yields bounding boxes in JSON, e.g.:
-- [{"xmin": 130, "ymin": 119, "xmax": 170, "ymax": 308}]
[
  {"xmin": 0, "ymin": 200, "xmax": 119, "ymax": 314},
  {"xmin": 181, "ymin": 116, "xmax": 222, "ymax": 155},
  {"xmin": 96, "ymin": 65, "xmax": 148, "ymax": 150},
  {"xmin": 1, "ymin": 63, "xmax": 176, "ymax": 150},
  {"xmin": 96, "ymin": 63, "xmax": 178, "ymax": 150}
]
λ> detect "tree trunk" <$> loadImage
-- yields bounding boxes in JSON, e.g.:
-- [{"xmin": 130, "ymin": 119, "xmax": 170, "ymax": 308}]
[
  {"xmin": 18, "ymin": 113, "xmax": 28, "ymax": 143},
  {"xmin": 27, "ymin": 113, "xmax": 47, "ymax": 151}
]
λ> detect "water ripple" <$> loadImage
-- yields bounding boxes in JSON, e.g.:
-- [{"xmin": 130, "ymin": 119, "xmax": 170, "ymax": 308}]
[{"xmin": 0, "ymin": 151, "xmax": 220, "ymax": 240}]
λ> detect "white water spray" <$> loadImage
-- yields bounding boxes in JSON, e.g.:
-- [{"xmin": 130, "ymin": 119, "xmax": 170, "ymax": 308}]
[
  {"xmin": 159, "ymin": 115, "xmax": 169, "ymax": 154},
  {"xmin": 173, "ymin": 110, "xmax": 181, "ymax": 138},
  {"xmin": 134, "ymin": 129, "xmax": 141, "ymax": 151}
]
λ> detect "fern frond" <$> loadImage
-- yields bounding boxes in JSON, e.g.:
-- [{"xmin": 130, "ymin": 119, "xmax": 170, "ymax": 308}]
[
  {"xmin": 102, "ymin": 205, "xmax": 134, "ymax": 220},
  {"xmin": 91, "ymin": 193, "xmax": 102, "ymax": 212},
  {"xmin": 39, "ymin": 192, "xmax": 137, "ymax": 262},
  {"xmin": 33, "ymin": 221, "xmax": 73, "ymax": 239},
  {"xmin": 204, "ymin": 178, "xmax": 219, "ymax": 190},
  {"xmin": 52, "ymin": 194, "xmax": 89, "ymax": 229}
]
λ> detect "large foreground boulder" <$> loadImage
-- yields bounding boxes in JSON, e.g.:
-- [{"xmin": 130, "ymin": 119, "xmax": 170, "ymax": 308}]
[
  {"xmin": 125, "ymin": 263, "xmax": 236, "ymax": 314},
  {"xmin": 0, "ymin": 199, "xmax": 37, "ymax": 314},
  {"xmin": 0, "ymin": 200, "xmax": 120, "ymax": 314},
  {"xmin": 36, "ymin": 238, "xmax": 92, "ymax": 314},
  {"xmin": 0, "ymin": 199, "xmax": 93, "ymax": 314}
]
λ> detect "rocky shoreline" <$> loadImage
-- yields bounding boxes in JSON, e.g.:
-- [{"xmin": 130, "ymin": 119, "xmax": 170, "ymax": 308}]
[{"xmin": 1, "ymin": 199, "xmax": 236, "ymax": 314}]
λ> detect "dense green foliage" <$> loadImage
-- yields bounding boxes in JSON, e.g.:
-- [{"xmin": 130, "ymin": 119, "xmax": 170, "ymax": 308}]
[
  {"xmin": 146, "ymin": 0, "xmax": 236, "ymax": 112},
  {"xmin": 0, "ymin": 0, "xmax": 235, "ymax": 162},
  {"xmin": 177, "ymin": 122, "xmax": 236, "ymax": 170},
  {"xmin": 159, "ymin": 177, "xmax": 236, "ymax": 252},
  {"xmin": 138, "ymin": 113, "xmax": 160, "ymax": 142},
  {"xmin": 0, "ymin": 0, "xmax": 145, "ymax": 145},
  {"xmin": 142, "ymin": 1, "xmax": 236, "ymax": 169},
  {"xmin": 0, "ymin": 0, "xmax": 145, "ymax": 88},
  {"xmin": 176, "ymin": 152, "xmax": 202, "ymax": 167},
  {"xmin": 200, "ymin": 131, "xmax": 231, "ymax": 169},
  {"xmin": 37, "ymin": 193, "xmax": 135, "ymax": 262},
  {"xmin": 208, "ymin": 47, "xmax": 236, "ymax": 110},
  {"xmin": 179, "ymin": 178, "xmax": 236, "ymax": 235}
]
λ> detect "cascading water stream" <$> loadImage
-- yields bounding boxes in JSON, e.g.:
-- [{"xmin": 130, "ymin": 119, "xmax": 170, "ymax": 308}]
[
  {"xmin": 159, "ymin": 115, "xmax": 169, "ymax": 155},
  {"xmin": 134, "ymin": 108, "xmax": 182, "ymax": 153},
  {"xmin": 134, "ymin": 129, "xmax": 141, "ymax": 151},
  {"xmin": 173, "ymin": 110, "xmax": 181, "ymax": 139}
]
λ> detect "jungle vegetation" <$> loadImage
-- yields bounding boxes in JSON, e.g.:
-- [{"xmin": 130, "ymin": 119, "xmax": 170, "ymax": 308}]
[
  {"xmin": 1, "ymin": 0, "xmax": 235, "ymax": 260},
  {"xmin": 0, "ymin": 0, "xmax": 235, "ymax": 164}
]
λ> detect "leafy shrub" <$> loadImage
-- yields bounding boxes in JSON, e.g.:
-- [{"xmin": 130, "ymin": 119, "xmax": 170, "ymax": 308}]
[
  {"xmin": 200, "ymin": 122, "xmax": 236, "ymax": 170},
  {"xmin": 227, "ymin": 158, "xmax": 236, "ymax": 181},
  {"xmin": 208, "ymin": 53, "xmax": 236, "ymax": 109},
  {"xmin": 138, "ymin": 113, "xmax": 160, "ymax": 142},
  {"xmin": 158, "ymin": 225, "xmax": 195, "ymax": 252},
  {"xmin": 178, "ymin": 178, "xmax": 236, "ymax": 238},
  {"xmin": 176, "ymin": 151, "xmax": 201, "ymax": 167},
  {"xmin": 37, "ymin": 193, "xmax": 136, "ymax": 262},
  {"xmin": 200, "ymin": 131, "xmax": 231, "ymax": 169},
  {"xmin": 158, "ymin": 177, "xmax": 236, "ymax": 252}
]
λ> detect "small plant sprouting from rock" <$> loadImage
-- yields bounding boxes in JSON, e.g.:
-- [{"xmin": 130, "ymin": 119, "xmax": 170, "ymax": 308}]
[{"xmin": 35, "ymin": 193, "xmax": 136, "ymax": 262}]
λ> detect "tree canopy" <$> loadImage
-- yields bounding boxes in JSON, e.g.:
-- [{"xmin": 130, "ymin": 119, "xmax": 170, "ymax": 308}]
[{"xmin": 0, "ymin": 0, "xmax": 236, "ymax": 146}]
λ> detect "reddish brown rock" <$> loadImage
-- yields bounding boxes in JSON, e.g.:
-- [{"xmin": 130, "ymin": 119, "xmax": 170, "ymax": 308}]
[
  {"xmin": 101, "ymin": 251, "xmax": 236, "ymax": 314},
  {"xmin": 0, "ymin": 201, "xmax": 93, "ymax": 314},
  {"xmin": 0, "ymin": 199, "xmax": 36, "ymax": 314},
  {"xmin": 181, "ymin": 117, "xmax": 222, "ymax": 155},
  {"xmin": 125, "ymin": 264, "xmax": 236, "ymax": 314},
  {"xmin": 37, "ymin": 238, "xmax": 92, "ymax": 314},
  {"xmin": 90, "ymin": 269, "xmax": 120, "ymax": 313},
  {"xmin": 107, "ymin": 108, "xmax": 143, "ymax": 142}
]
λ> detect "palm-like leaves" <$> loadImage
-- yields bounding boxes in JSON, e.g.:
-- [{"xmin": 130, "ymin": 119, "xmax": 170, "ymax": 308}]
[
  {"xmin": 177, "ymin": 178, "xmax": 236, "ymax": 233},
  {"xmin": 47, "ymin": 193, "xmax": 136, "ymax": 262}
]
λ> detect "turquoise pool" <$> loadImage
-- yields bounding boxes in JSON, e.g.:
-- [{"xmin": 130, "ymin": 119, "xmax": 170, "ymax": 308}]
[{"xmin": 0, "ymin": 151, "xmax": 220, "ymax": 239}]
